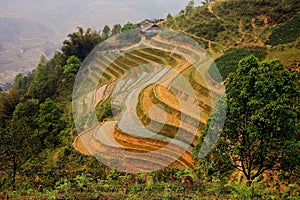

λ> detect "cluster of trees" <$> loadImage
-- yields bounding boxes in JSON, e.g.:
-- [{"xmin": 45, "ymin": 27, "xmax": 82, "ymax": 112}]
[
  {"xmin": 62, "ymin": 23, "xmax": 138, "ymax": 61},
  {"xmin": 0, "ymin": 27, "xmax": 97, "ymax": 190},
  {"xmin": 0, "ymin": 22, "xmax": 140, "ymax": 190}
]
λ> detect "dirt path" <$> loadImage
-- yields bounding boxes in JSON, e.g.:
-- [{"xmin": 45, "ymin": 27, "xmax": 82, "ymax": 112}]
[
  {"xmin": 208, "ymin": 2, "xmax": 221, "ymax": 20},
  {"xmin": 238, "ymin": 19, "xmax": 247, "ymax": 42}
]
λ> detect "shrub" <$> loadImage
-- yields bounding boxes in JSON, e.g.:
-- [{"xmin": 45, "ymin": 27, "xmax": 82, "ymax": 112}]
[
  {"xmin": 208, "ymin": 48, "xmax": 264, "ymax": 82},
  {"xmin": 266, "ymin": 15, "xmax": 300, "ymax": 46}
]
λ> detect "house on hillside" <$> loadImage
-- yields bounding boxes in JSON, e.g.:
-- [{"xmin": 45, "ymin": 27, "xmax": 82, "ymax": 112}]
[{"xmin": 137, "ymin": 19, "xmax": 162, "ymax": 39}]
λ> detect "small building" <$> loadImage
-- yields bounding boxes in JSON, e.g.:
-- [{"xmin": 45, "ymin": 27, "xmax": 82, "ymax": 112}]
[{"xmin": 136, "ymin": 19, "xmax": 162, "ymax": 39}]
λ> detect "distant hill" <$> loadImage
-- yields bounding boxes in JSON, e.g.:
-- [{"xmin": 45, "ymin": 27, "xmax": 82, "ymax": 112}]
[
  {"xmin": 0, "ymin": 16, "xmax": 57, "ymax": 85},
  {"xmin": 0, "ymin": 0, "xmax": 192, "ymax": 86},
  {"xmin": 160, "ymin": 0, "xmax": 300, "ymax": 81}
]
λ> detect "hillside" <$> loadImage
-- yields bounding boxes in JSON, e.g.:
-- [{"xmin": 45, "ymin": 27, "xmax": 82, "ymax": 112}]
[
  {"xmin": 0, "ymin": 0, "xmax": 192, "ymax": 87},
  {"xmin": 161, "ymin": 0, "xmax": 300, "ymax": 81},
  {"xmin": 71, "ymin": 29, "xmax": 223, "ymax": 172},
  {"xmin": 0, "ymin": 0, "xmax": 299, "ymax": 199}
]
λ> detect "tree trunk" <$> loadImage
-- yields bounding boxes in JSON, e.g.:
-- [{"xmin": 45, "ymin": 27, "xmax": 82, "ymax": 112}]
[
  {"xmin": 12, "ymin": 157, "xmax": 17, "ymax": 191},
  {"xmin": 246, "ymin": 179, "xmax": 252, "ymax": 187}
]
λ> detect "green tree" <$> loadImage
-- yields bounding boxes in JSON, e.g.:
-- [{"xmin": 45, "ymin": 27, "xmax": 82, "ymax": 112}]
[
  {"xmin": 26, "ymin": 63, "xmax": 51, "ymax": 101},
  {"xmin": 121, "ymin": 22, "xmax": 138, "ymax": 32},
  {"xmin": 111, "ymin": 24, "xmax": 122, "ymax": 36},
  {"xmin": 25, "ymin": 53, "xmax": 67, "ymax": 101},
  {"xmin": 63, "ymin": 55, "xmax": 82, "ymax": 76},
  {"xmin": 102, "ymin": 25, "xmax": 111, "ymax": 40},
  {"xmin": 14, "ymin": 73, "xmax": 31, "ymax": 96},
  {"xmin": 62, "ymin": 27, "xmax": 102, "ymax": 61},
  {"xmin": 0, "ymin": 99, "xmax": 39, "ymax": 190},
  {"xmin": 38, "ymin": 98, "xmax": 64, "ymax": 148},
  {"xmin": 0, "ymin": 89, "xmax": 20, "ymax": 129},
  {"xmin": 166, "ymin": 13, "xmax": 175, "ymax": 28},
  {"xmin": 185, "ymin": 0, "xmax": 195, "ymax": 15},
  {"xmin": 167, "ymin": 13, "xmax": 173, "ymax": 20},
  {"xmin": 62, "ymin": 55, "xmax": 82, "ymax": 96},
  {"xmin": 216, "ymin": 56, "xmax": 299, "ymax": 185}
]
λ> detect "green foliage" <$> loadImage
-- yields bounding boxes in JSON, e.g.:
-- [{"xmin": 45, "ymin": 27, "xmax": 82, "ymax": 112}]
[
  {"xmin": 187, "ymin": 19, "xmax": 225, "ymax": 40},
  {"xmin": 54, "ymin": 178, "xmax": 72, "ymax": 194},
  {"xmin": 38, "ymin": 98, "xmax": 64, "ymax": 148},
  {"xmin": 14, "ymin": 73, "xmax": 30, "ymax": 96},
  {"xmin": 95, "ymin": 99, "xmax": 113, "ymax": 122},
  {"xmin": 254, "ymin": 18, "xmax": 265, "ymax": 27},
  {"xmin": 25, "ymin": 53, "xmax": 66, "ymax": 101},
  {"xmin": 0, "ymin": 3, "xmax": 299, "ymax": 198},
  {"xmin": 266, "ymin": 15, "xmax": 300, "ymax": 46},
  {"xmin": 185, "ymin": 0, "xmax": 195, "ymax": 15},
  {"xmin": 63, "ymin": 55, "xmax": 82, "ymax": 75},
  {"xmin": 225, "ymin": 180, "xmax": 274, "ymax": 199},
  {"xmin": 209, "ymin": 48, "xmax": 264, "ymax": 82},
  {"xmin": 102, "ymin": 25, "xmax": 111, "ymax": 40},
  {"xmin": 0, "ymin": 89, "xmax": 20, "ymax": 129},
  {"xmin": 0, "ymin": 98, "xmax": 40, "ymax": 190},
  {"xmin": 121, "ymin": 22, "xmax": 138, "ymax": 32},
  {"xmin": 213, "ymin": 0, "xmax": 300, "ymax": 25},
  {"xmin": 75, "ymin": 173, "xmax": 93, "ymax": 190},
  {"xmin": 111, "ymin": 24, "xmax": 121, "ymax": 36},
  {"xmin": 62, "ymin": 27, "xmax": 101, "ymax": 61},
  {"xmin": 218, "ymin": 56, "xmax": 299, "ymax": 182}
]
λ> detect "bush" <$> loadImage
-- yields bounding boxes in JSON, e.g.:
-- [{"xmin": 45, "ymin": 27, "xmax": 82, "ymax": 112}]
[
  {"xmin": 225, "ymin": 180, "xmax": 275, "ymax": 200},
  {"xmin": 95, "ymin": 99, "xmax": 113, "ymax": 122},
  {"xmin": 209, "ymin": 48, "xmax": 264, "ymax": 82},
  {"xmin": 266, "ymin": 15, "xmax": 300, "ymax": 46}
]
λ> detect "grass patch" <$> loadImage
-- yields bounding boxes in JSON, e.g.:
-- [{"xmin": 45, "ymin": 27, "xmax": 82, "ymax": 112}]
[{"xmin": 95, "ymin": 99, "xmax": 113, "ymax": 122}]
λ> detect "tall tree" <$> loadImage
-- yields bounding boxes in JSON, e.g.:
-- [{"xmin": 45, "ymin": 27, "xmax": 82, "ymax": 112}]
[
  {"xmin": 215, "ymin": 56, "xmax": 299, "ymax": 185},
  {"xmin": 102, "ymin": 25, "xmax": 111, "ymax": 40},
  {"xmin": 0, "ymin": 99, "xmax": 40, "ymax": 190},
  {"xmin": 185, "ymin": 0, "xmax": 195, "ymax": 14},
  {"xmin": 63, "ymin": 55, "xmax": 82, "ymax": 77},
  {"xmin": 14, "ymin": 73, "xmax": 31, "ymax": 96},
  {"xmin": 0, "ymin": 89, "xmax": 19, "ymax": 129},
  {"xmin": 62, "ymin": 27, "xmax": 102, "ymax": 61},
  {"xmin": 111, "ymin": 24, "xmax": 122, "ymax": 36},
  {"xmin": 38, "ymin": 98, "xmax": 64, "ymax": 148}
]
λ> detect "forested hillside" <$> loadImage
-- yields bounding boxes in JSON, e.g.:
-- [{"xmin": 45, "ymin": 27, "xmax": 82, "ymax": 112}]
[{"xmin": 0, "ymin": 0, "xmax": 299, "ymax": 199}]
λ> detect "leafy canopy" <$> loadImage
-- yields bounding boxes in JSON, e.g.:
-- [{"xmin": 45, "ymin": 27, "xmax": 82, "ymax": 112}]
[
  {"xmin": 225, "ymin": 56, "xmax": 299, "ymax": 181},
  {"xmin": 201, "ymin": 55, "xmax": 299, "ymax": 183}
]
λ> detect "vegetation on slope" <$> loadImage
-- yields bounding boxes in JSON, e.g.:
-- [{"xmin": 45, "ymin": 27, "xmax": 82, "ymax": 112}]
[
  {"xmin": 266, "ymin": 15, "xmax": 300, "ymax": 46},
  {"xmin": 208, "ymin": 48, "xmax": 265, "ymax": 82},
  {"xmin": 0, "ymin": 0, "xmax": 299, "ymax": 199},
  {"xmin": 161, "ymin": 0, "xmax": 300, "ymax": 81}
]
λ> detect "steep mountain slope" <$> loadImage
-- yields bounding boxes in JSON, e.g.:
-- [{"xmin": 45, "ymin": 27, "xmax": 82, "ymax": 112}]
[
  {"xmin": 72, "ymin": 31, "xmax": 223, "ymax": 172},
  {"xmin": 161, "ymin": 0, "xmax": 300, "ymax": 81},
  {"xmin": 0, "ymin": 0, "xmax": 299, "ymax": 198}
]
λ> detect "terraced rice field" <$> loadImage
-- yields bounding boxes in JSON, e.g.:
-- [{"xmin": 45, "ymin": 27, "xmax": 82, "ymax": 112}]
[{"xmin": 73, "ymin": 30, "xmax": 224, "ymax": 172}]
